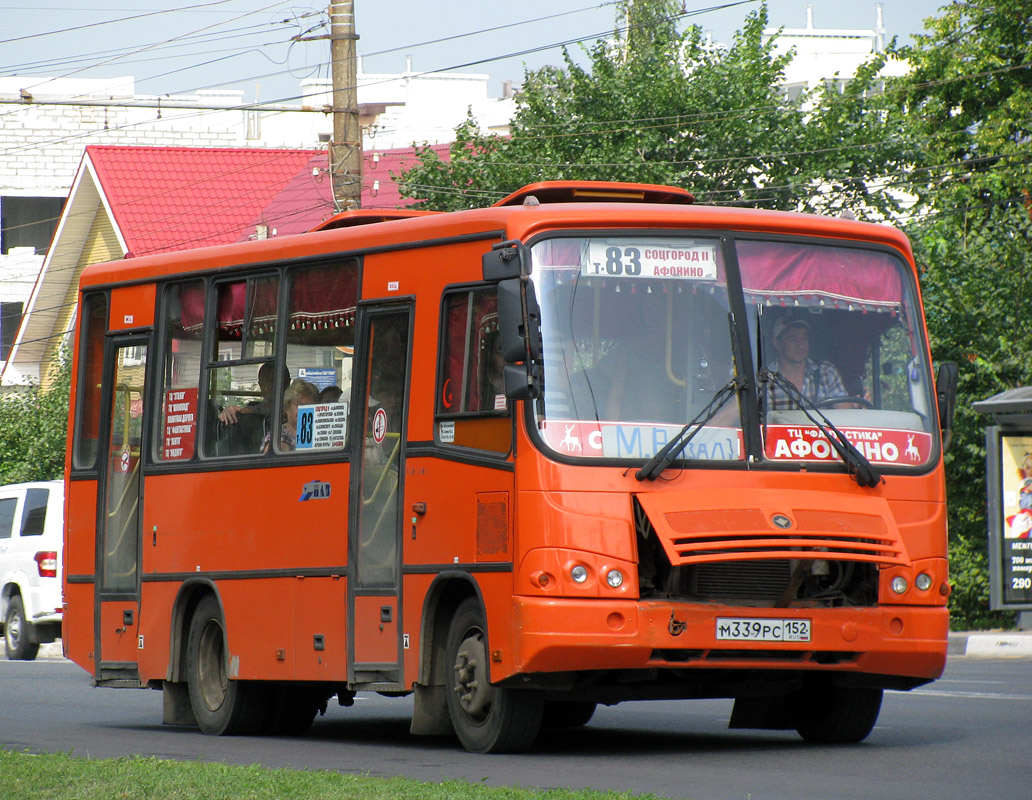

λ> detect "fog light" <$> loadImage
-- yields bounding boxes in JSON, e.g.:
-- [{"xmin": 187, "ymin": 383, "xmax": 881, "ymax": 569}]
[
  {"xmin": 891, "ymin": 575, "xmax": 908, "ymax": 594},
  {"xmin": 606, "ymin": 569, "xmax": 624, "ymax": 588},
  {"xmin": 915, "ymin": 572, "xmax": 933, "ymax": 591},
  {"xmin": 570, "ymin": 565, "xmax": 588, "ymax": 583}
]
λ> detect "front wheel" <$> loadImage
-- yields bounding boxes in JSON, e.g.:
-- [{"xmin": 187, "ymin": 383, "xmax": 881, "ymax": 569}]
[
  {"xmin": 444, "ymin": 598, "xmax": 543, "ymax": 753},
  {"xmin": 4, "ymin": 596, "xmax": 40, "ymax": 661},
  {"xmin": 794, "ymin": 684, "xmax": 883, "ymax": 744},
  {"xmin": 186, "ymin": 595, "xmax": 269, "ymax": 735}
]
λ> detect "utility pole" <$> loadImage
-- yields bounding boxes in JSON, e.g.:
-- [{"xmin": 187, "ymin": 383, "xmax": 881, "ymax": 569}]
[{"xmin": 329, "ymin": 0, "xmax": 361, "ymax": 210}]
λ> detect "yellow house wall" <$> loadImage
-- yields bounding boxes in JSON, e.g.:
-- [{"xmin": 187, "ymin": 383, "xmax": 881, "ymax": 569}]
[{"xmin": 41, "ymin": 210, "xmax": 122, "ymax": 390}]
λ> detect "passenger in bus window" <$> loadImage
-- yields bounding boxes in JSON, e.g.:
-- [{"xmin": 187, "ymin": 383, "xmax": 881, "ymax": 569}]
[
  {"xmin": 320, "ymin": 385, "xmax": 343, "ymax": 403},
  {"xmin": 219, "ymin": 362, "xmax": 289, "ymax": 425},
  {"xmin": 767, "ymin": 316, "xmax": 854, "ymax": 410},
  {"xmin": 261, "ymin": 379, "xmax": 319, "ymax": 453}
]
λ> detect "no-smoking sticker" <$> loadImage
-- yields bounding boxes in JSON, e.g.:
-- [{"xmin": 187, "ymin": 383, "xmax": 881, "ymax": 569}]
[{"xmin": 372, "ymin": 407, "xmax": 388, "ymax": 443}]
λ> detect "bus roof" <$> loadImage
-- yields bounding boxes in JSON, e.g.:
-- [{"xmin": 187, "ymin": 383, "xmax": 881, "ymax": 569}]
[{"xmin": 78, "ymin": 181, "xmax": 913, "ymax": 289}]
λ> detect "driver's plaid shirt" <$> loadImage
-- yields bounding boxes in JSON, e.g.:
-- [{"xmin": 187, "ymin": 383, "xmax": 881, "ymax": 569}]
[{"xmin": 767, "ymin": 358, "xmax": 847, "ymax": 410}]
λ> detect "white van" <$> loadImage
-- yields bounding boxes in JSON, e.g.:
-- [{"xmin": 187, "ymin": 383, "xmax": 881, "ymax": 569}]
[{"xmin": 0, "ymin": 481, "xmax": 63, "ymax": 660}]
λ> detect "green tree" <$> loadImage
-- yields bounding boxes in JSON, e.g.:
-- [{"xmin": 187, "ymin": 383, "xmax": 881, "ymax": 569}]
[
  {"xmin": 884, "ymin": 0, "xmax": 1032, "ymax": 626},
  {"xmin": 0, "ymin": 354, "xmax": 71, "ymax": 485},
  {"xmin": 399, "ymin": 1, "xmax": 905, "ymax": 218}
]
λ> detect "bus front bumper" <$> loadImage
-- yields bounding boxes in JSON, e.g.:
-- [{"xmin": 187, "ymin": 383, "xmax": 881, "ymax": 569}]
[{"xmin": 511, "ymin": 596, "xmax": 948, "ymax": 683}]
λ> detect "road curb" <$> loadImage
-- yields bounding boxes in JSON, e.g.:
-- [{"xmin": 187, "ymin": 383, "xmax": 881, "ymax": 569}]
[{"xmin": 949, "ymin": 631, "xmax": 1032, "ymax": 658}]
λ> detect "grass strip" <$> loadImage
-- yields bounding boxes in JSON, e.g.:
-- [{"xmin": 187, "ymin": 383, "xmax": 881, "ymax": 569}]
[{"xmin": 0, "ymin": 749, "xmax": 673, "ymax": 800}]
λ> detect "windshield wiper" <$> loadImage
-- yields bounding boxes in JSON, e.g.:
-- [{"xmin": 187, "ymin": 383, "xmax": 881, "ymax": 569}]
[
  {"xmin": 758, "ymin": 368, "xmax": 883, "ymax": 488},
  {"xmin": 635, "ymin": 378, "xmax": 742, "ymax": 482}
]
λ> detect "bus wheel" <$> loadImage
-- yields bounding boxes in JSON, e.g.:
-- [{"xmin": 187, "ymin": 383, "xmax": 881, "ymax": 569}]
[
  {"xmin": 4, "ymin": 596, "xmax": 40, "ymax": 661},
  {"xmin": 444, "ymin": 598, "xmax": 543, "ymax": 753},
  {"xmin": 542, "ymin": 701, "xmax": 597, "ymax": 728},
  {"xmin": 794, "ymin": 684, "xmax": 883, "ymax": 744},
  {"xmin": 186, "ymin": 595, "xmax": 268, "ymax": 735}
]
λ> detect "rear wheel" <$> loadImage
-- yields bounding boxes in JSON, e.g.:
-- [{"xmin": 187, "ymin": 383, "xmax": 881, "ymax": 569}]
[
  {"xmin": 186, "ymin": 595, "xmax": 268, "ymax": 735},
  {"xmin": 444, "ymin": 598, "xmax": 543, "ymax": 753},
  {"xmin": 794, "ymin": 684, "xmax": 883, "ymax": 744},
  {"xmin": 4, "ymin": 596, "xmax": 40, "ymax": 661}
]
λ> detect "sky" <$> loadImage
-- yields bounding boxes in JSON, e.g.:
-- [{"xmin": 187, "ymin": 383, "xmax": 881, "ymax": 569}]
[{"xmin": 0, "ymin": 0, "xmax": 952, "ymax": 105}]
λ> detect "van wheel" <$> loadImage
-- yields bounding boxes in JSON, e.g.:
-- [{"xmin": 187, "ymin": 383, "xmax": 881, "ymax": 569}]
[
  {"xmin": 444, "ymin": 598, "xmax": 543, "ymax": 753},
  {"xmin": 186, "ymin": 595, "xmax": 268, "ymax": 735},
  {"xmin": 4, "ymin": 596, "xmax": 40, "ymax": 661},
  {"xmin": 794, "ymin": 683, "xmax": 883, "ymax": 744}
]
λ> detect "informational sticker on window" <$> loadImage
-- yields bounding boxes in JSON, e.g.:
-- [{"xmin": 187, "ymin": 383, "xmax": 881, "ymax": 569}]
[
  {"xmin": 764, "ymin": 425, "xmax": 931, "ymax": 465},
  {"xmin": 584, "ymin": 240, "xmax": 718, "ymax": 281},
  {"xmin": 297, "ymin": 367, "xmax": 338, "ymax": 391},
  {"xmin": 540, "ymin": 420, "xmax": 742, "ymax": 461},
  {"xmin": 294, "ymin": 402, "xmax": 348, "ymax": 451},
  {"xmin": 162, "ymin": 387, "xmax": 197, "ymax": 460},
  {"xmin": 439, "ymin": 420, "xmax": 455, "ymax": 443}
]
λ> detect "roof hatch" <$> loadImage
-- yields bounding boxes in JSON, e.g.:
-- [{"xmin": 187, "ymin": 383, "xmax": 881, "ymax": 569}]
[{"xmin": 492, "ymin": 180, "xmax": 695, "ymax": 207}]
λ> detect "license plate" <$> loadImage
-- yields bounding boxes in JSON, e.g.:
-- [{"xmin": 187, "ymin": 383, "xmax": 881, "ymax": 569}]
[{"xmin": 716, "ymin": 617, "xmax": 811, "ymax": 642}]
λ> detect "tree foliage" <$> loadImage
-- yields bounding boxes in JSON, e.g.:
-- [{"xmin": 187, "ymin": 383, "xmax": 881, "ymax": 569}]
[
  {"xmin": 883, "ymin": 0, "xmax": 1032, "ymax": 626},
  {"xmin": 399, "ymin": 1, "xmax": 905, "ymax": 218},
  {"xmin": 0, "ymin": 354, "xmax": 70, "ymax": 485}
]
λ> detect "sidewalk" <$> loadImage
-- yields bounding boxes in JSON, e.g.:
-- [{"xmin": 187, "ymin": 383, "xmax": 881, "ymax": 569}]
[{"xmin": 948, "ymin": 630, "xmax": 1032, "ymax": 657}]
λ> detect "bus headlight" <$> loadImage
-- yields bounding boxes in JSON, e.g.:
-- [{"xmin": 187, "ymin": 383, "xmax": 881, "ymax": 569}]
[
  {"xmin": 606, "ymin": 569, "xmax": 624, "ymax": 588},
  {"xmin": 915, "ymin": 572, "xmax": 933, "ymax": 591},
  {"xmin": 570, "ymin": 565, "xmax": 588, "ymax": 583},
  {"xmin": 891, "ymin": 576, "xmax": 909, "ymax": 594}
]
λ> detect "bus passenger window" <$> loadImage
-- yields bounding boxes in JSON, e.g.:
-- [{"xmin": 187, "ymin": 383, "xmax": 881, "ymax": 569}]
[
  {"xmin": 72, "ymin": 292, "xmax": 108, "ymax": 470},
  {"xmin": 282, "ymin": 260, "xmax": 358, "ymax": 454},
  {"xmin": 204, "ymin": 275, "xmax": 280, "ymax": 458},
  {"xmin": 156, "ymin": 281, "xmax": 203, "ymax": 462},
  {"xmin": 437, "ymin": 287, "xmax": 511, "ymax": 454}
]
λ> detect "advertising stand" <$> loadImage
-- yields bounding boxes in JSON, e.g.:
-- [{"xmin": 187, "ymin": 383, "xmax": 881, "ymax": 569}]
[{"xmin": 974, "ymin": 387, "xmax": 1032, "ymax": 628}]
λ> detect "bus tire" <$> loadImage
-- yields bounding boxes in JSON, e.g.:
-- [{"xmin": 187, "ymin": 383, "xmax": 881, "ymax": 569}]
[
  {"xmin": 794, "ymin": 684, "xmax": 883, "ymax": 744},
  {"xmin": 186, "ymin": 595, "xmax": 268, "ymax": 735},
  {"xmin": 444, "ymin": 597, "xmax": 543, "ymax": 753},
  {"xmin": 542, "ymin": 700, "xmax": 597, "ymax": 728},
  {"xmin": 4, "ymin": 596, "xmax": 40, "ymax": 661}
]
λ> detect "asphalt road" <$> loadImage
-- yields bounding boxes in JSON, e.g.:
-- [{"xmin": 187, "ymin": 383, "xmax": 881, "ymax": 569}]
[{"xmin": 1, "ymin": 651, "xmax": 1028, "ymax": 800}]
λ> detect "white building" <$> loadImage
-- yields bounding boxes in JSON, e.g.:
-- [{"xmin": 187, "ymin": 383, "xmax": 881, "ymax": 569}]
[
  {"xmin": 0, "ymin": 67, "xmax": 513, "ymax": 379},
  {"xmin": 763, "ymin": 4, "xmax": 909, "ymax": 99}
]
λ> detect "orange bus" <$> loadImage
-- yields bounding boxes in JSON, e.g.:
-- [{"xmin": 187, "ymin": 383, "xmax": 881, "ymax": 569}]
[{"xmin": 63, "ymin": 181, "xmax": 957, "ymax": 752}]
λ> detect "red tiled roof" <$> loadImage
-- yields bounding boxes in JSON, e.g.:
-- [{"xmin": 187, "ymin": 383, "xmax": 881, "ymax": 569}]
[
  {"xmin": 361, "ymin": 143, "xmax": 450, "ymax": 209},
  {"xmin": 85, "ymin": 145, "xmax": 322, "ymax": 256},
  {"xmin": 84, "ymin": 142, "xmax": 452, "ymax": 256}
]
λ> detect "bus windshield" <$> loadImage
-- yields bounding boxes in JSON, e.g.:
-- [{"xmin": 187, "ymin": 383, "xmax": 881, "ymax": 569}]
[
  {"xmin": 530, "ymin": 235, "xmax": 743, "ymax": 462},
  {"xmin": 529, "ymin": 235, "xmax": 934, "ymax": 469}
]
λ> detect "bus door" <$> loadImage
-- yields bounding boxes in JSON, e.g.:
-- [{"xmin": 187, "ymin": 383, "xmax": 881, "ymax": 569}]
[
  {"xmin": 94, "ymin": 336, "xmax": 149, "ymax": 681},
  {"xmin": 348, "ymin": 305, "xmax": 411, "ymax": 686}
]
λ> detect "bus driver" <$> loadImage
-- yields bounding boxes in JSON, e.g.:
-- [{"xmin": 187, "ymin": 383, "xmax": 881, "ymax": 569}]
[{"xmin": 767, "ymin": 316, "xmax": 852, "ymax": 410}]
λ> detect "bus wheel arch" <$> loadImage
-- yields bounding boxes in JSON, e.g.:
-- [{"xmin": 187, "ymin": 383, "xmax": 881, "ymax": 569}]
[
  {"xmin": 410, "ymin": 573, "xmax": 480, "ymax": 737},
  {"xmin": 182, "ymin": 590, "xmax": 268, "ymax": 735},
  {"xmin": 443, "ymin": 596, "xmax": 544, "ymax": 753}
]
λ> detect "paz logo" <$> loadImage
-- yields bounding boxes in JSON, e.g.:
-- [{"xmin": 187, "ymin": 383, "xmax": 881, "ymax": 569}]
[{"xmin": 300, "ymin": 480, "xmax": 331, "ymax": 501}]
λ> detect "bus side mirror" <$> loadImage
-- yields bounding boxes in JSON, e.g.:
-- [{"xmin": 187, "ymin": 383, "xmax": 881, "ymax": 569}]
[
  {"xmin": 503, "ymin": 363, "xmax": 540, "ymax": 400},
  {"xmin": 936, "ymin": 361, "xmax": 959, "ymax": 451},
  {"xmin": 482, "ymin": 240, "xmax": 526, "ymax": 281},
  {"xmin": 497, "ymin": 279, "xmax": 542, "ymax": 363}
]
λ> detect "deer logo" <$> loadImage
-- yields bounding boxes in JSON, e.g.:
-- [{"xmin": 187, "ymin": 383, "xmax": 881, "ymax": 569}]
[
  {"xmin": 559, "ymin": 424, "xmax": 582, "ymax": 452},
  {"xmin": 905, "ymin": 434, "xmax": 919, "ymax": 461}
]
